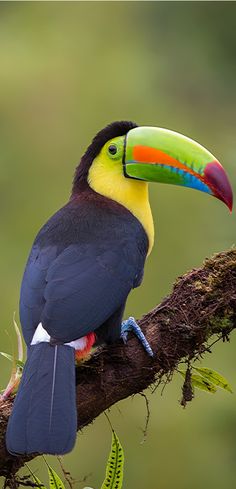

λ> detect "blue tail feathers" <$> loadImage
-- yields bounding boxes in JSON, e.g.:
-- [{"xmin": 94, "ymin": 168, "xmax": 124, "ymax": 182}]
[{"xmin": 6, "ymin": 343, "xmax": 77, "ymax": 455}]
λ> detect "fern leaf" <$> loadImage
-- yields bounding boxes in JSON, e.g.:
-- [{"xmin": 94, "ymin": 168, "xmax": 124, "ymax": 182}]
[
  {"xmin": 25, "ymin": 463, "xmax": 46, "ymax": 489},
  {"xmin": 48, "ymin": 464, "xmax": 65, "ymax": 489},
  {"xmin": 101, "ymin": 430, "xmax": 124, "ymax": 489}
]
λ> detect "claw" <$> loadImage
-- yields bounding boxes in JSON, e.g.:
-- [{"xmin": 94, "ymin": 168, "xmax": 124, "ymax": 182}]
[{"xmin": 121, "ymin": 317, "xmax": 154, "ymax": 357}]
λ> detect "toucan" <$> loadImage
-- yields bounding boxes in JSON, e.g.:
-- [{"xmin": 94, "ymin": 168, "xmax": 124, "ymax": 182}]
[{"xmin": 6, "ymin": 121, "xmax": 233, "ymax": 455}]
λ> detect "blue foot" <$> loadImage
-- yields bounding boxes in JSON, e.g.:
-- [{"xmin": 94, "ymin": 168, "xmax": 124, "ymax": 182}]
[{"xmin": 121, "ymin": 317, "xmax": 154, "ymax": 357}]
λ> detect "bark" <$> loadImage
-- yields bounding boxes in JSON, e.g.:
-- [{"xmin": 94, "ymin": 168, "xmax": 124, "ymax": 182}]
[{"xmin": 1, "ymin": 249, "xmax": 236, "ymax": 486}]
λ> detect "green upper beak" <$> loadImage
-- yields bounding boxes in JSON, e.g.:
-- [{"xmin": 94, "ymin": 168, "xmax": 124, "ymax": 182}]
[{"xmin": 124, "ymin": 126, "xmax": 233, "ymax": 211}]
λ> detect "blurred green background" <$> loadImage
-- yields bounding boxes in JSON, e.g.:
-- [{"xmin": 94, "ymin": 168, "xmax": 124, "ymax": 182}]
[{"xmin": 0, "ymin": 2, "xmax": 236, "ymax": 488}]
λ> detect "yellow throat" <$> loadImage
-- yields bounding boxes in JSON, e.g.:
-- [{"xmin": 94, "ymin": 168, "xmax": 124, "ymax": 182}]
[{"xmin": 88, "ymin": 148, "xmax": 154, "ymax": 255}]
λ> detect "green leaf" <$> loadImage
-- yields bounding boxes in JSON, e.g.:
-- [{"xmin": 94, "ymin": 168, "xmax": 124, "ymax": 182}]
[
  {"xmin": 47, "ymin": 464, "xmax": 65, "ymax": 489},
  {"xmin": 16, "ymin": 359, "xmax": 25, "ymax": 368},
  {"xmin": 31, "ymin": 474, "xmax": 46, "ymax": 488},
  {"xmin": 0, "ymin": 316, "xmax": 26, "ymax": 396},
  {"xmin": 191, "ymin": 373, "xmax": 217, "ymax": 393},
  {"xmin": 1, "ymin": 350, "xmax": 19, "ymax": 399},
  {"xmin": 101, "ymin": 430, "xmax": 124, "ymax": 489},
  {"xmin": 0, "ymin": 352, "xmax": 14, "ymax": 363},
  {"xmin": 178, "ymin": 369, "xmax": 217, "ymax": 393},
  {"xmin": 1, "ymin": 352, "xmax": 24, "ymax": 370},
  {"xmin": 13, "ymin": 313, "xmax": 24, "ymax": 362},
  {"xmin": 26, "ymin": 464, "xmax": 47, "ymax": 489},
  {"xmin": 194, "ymin": 367, "xmax": 233, "ymax": 393},
  {"xmin": 0, "ymin": 351, "xmax": 24, "ymax": 369}
]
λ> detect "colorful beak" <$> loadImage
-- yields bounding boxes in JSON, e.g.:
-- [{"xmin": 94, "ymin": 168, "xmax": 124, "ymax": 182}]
[{"xmin": 124, "ymin": 126, "xmax": 233, "ymax": 211}]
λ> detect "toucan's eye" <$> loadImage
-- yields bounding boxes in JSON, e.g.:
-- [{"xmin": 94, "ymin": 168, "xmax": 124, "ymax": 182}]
[
  {"xmin": 106, "ymin": 138, "xmax": 123, "ymax": 160},
  {"xmin": 108, "ymin": 144, "xmax": 118, "ymax": 155}
]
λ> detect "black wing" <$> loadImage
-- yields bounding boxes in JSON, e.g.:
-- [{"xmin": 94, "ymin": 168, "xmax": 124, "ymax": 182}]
[
  {"xmin": 20, "ymin": 244, "xmax": 58, "ymax": 345},
  {"xmin": 20, "ymin": 239, "xmax": 145, "ymax": 345}
]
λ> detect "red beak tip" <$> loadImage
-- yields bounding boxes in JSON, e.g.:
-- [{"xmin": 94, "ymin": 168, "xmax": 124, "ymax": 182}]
[{"xmin": 204, "ymin": 160, "xmax": 233, "ymax": 212}]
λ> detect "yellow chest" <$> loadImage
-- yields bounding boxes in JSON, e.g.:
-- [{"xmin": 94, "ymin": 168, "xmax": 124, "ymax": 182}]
[{"xmin": 88, "ymin": 155, "xmax": 154, "ymax": 255}]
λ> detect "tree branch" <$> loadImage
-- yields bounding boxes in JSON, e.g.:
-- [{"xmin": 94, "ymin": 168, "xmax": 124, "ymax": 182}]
[{"xmin": 1, "ymin": 249, "xmax": 236, "ymax": 485}]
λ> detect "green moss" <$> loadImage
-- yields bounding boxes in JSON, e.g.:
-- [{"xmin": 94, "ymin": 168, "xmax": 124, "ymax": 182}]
[
  {"xmin": 193, "ymin": 275, "xmax": 218, "ymax": 293},
  {"xmin": 193, "ymin": 280, "xmax": 204, "ymax": 290},
  {"xmin": 204, "ymin": 250, "xmax": 236, "ymax": 275},
  {"xmin": 209, "ymin": 314, "xmax": 234, "ymax": 332}
]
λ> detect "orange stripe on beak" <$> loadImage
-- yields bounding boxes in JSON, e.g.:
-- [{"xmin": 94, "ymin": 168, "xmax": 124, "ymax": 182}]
[
  {"xmin": 133, "ymin": 145, "xmax": 208, "ymax": 183},
  {"xmin": 133, "ymin": 145, "xmax": 193, "ymax": 173}
]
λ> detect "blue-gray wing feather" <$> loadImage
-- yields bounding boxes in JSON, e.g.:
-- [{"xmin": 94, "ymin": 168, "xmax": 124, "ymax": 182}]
[{"xmin": 20, "ymin": 240, "xmax": 145, "ymax": 345}]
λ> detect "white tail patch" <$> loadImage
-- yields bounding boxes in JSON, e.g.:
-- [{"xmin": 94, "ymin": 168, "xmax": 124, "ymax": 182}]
[
  {"xmin": 31, "ymin": 323, "xmax": 50, "ymax": 345},
  {"xmin": 31, "ymin": 323, "xmax": 87, "ymax": 351},
  {"xmin": 65, "ymin": 337, "xmax": 87, "ymax": 350}
]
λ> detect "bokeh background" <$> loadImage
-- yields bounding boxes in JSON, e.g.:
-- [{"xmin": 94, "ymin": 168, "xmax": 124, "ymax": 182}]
[{"xmin": 0, "ymin": 2, "xmax": 236, "ymax": 488}]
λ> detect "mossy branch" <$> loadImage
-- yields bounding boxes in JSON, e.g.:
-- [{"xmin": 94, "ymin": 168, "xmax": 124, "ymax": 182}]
[{"xmin": 1, "ymin": 248, "xmax": 236, "ymax": 486}]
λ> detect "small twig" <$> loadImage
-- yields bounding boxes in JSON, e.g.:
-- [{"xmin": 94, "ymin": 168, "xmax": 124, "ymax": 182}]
[
  {"xmin": 139, "ymin": 393, "xmax": 151, "ymax": 444},
  {"xmin": 180, "ymin": 361, "xmax": 194, "ymax": 407},
  {"xmin": 77, "ymin": 473, "xmax": 93, "ymax": 487},
  {"xmin": 15, "ymin": 481, "xmax": 42, "ymax": 488},
  {"xmin": 57, "ymin": 457, "xmax": 76, "ymax": 489}
]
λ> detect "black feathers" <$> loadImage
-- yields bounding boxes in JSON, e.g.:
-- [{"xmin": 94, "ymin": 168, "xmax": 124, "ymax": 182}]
[
  {"xmin": 72, "ymin": 120, "xmax": 138, "ymax": 192},
  {"xmin": 6, "ymin": 121, "xmax": 150, "ymax": 456},
  {"xmin": 6, "ymin": 343, "xmax": 77, "ymax": 455},
  {"xmin": 20, "ymin": 193, "xmax": 148, "ymax": 345}
]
